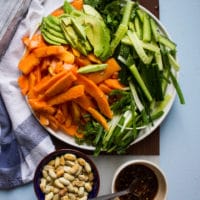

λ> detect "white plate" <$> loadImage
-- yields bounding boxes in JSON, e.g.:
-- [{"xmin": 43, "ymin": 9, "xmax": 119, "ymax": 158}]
[{"xmin": 28, "ymin": 4, "xmax": 177, "ymax": 151}]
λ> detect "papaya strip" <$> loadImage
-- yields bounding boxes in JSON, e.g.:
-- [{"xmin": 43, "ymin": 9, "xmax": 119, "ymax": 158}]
[
  {"xmin": 104, "ymin": 79, "xmax": 125, "ymax": 90},
  {"xmin": 60, "ymin": 124, "xmax": 83, "ymax": 138},
  {"xmin": 18, "ymin": 53, "xmax": 40, "ymax": 75},
  {"xmin": 51, "ymin": 8, "xmax": 64, "ymax": 16},
  {"xmin": 71, "ymin": 0, "xmax": 83, "ymax": 10},
  {"xmin": 44, "ymin": 71, "xmax": 77, "ymax": 97},
  {"xmin": 33, "ymin": 45, "xmax": 66, "ymax": 58},
  {"xmin": 22, "ymin": 34, "xmax": 46, "ymax": 50},
  {"xmin": 87, "ymin": 53, "xmax": 102, "ymax": 64},
  {"xmin": 70, "ymin": 102, "xmax": 81, "ymax": 123},
  {"xmin": 18, "ymin": 75, "xmax": 29, "ymax": 95},
  {"xmin": 74, "ymin": 94, "xmax": 96, "ymax": 111},
  {"xmin": 87, "ymin": 107, "xmax": 109, "ymax": 130},
  {"xmin": 99, "ymin": 83, "xmax": 112, "ymax": 94},
  {"xmin": 85, "ymin": 58, "xmax": 121, "ymax": 84},
  {"xmin": 60, "ymin": 103, "xmax": 72, "ymax": 127},
  {"xmin": 34, "ymin": 71, "xmax": 68, "ymax": 93},
  {"xmin": 34, "ymin": 66, "xmax": 42, "ymax": 84},
  {"xmin": 76, "ymin": 74, "xmax": 113, "ymax": 119},
  {"xmin": 28, "ymin": 99, "xmax": 56, "ymax": 114},
  {"xmin": 47, "ymin": 85, "xmax": 85, "ymax": 106},
  {"xmin": 39, "ymin": 114, "xmax": 49, "ymax": 126},
  {"xmin": 41, "ymin": 58, "xmax": 51, "ymax": 71},
  {"xmin": 55, "ymin": 109, "xmax": 66, "ymax": 124},
  {"xmin": 28, "ymin": 72, "xmax": 37, "ymax": 98},
  {"xmin": 57, "ymin": 51, "xmax": 75, "ymax": 64},
  {"xmin": 46, "ymin": 115, "xmax": 60, "ymax": 131},
  {"xmin": 65, "ymin": 113, "xmax": 72, "ymax": 127}
]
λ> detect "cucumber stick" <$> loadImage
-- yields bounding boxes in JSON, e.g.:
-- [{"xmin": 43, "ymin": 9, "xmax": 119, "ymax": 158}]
[
  {"xmin": 110, "ymin": 0, "xmax": 135, "ymax": 54},
  {"xmin": 129, "ymin": 80, "xmax": 144, "ymax": 112},
  {"xmin": 158, "ymin": 34, "xmax": 177, "ymax": 50},
  {"xmin": 111, "ymin": 24, "xmax": 127, "ymax": 54},
  {"xmin": 77, "ymin": 64, "xmax": 107, "ymax": 74},
  {"xmin": 150, "ymin": 18, "xmax": 159, "ymax": 41},
  {"xmin": 143, "ymin": 13, "xmax": 151, "ymax": 42},
  {"xmin": 134, "ymin": 16, "xmax": 143, "ymax": 39},
  {"xmin": 121, "ymin": 36, "xmax": 160, "ymax": 53},
  {"xmin": 168, "ymin": 53, "xmax": 180, "ymax": 71},
  {"xmin": 127, "ymin": 30, "xmax": 153, "ymax": 64},
  {"xmin": 136, "ymin": 9, "xmax": 144, "ymax": 22},
  {"xmin": 155, "ymin": 51, "xmax": 163, "ymax": 70},
  {"xmin": 129, "ymin": 64, "xmax": 153, "ymax": 102}
]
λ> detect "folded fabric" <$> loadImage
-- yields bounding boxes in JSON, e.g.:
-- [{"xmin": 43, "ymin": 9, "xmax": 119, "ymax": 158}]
[{"xmin": 0, "ymin": 0, "xmax": 66, "ymax": 189}]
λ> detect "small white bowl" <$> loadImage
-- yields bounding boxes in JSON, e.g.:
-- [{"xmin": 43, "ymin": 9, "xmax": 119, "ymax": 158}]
[{"xmin": 112, "ymin": 160, "xmax": 167, "ymax": 200}]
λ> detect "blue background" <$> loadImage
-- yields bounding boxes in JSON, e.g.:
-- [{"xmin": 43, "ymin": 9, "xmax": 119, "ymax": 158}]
[{"xmin": 1, "ymin": 0, "xmax": 200, "ymax": 199}]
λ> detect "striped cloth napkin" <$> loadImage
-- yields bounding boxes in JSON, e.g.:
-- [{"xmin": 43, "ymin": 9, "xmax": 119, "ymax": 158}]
[{"xmin": 0, "ymin": 0, "xmax": 67, "ymax": 189}]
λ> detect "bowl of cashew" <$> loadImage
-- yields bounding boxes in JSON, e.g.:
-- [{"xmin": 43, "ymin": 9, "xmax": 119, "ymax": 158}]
[{"xmin": 33, "ymin": 149, "xmax": 100, "ymax": 200}]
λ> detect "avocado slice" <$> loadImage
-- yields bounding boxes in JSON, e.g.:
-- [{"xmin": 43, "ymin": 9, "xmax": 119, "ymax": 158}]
[
  {"xmin": 61, "ymin": 18, "xmax": 88, "ymax": 55},
  {"xmin": 84, "ymin": 15, "xmax": 111, "ymax": 61},
  {"xmin": 83, "ymin": 5, "xmax": 103, "ymax": 20},
  {"xmin": 71, "ymin": 18, "xmax": 86, "ymax": 40},
  {"xmin": 60, "ymin": 4, "xmax": 111, "ymax": 61}
]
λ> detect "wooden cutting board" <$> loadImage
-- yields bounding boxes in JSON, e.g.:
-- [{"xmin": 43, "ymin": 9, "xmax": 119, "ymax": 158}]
[{"xmin": 51, "ymin": 0, "xmax": 160, "ymax": 155}]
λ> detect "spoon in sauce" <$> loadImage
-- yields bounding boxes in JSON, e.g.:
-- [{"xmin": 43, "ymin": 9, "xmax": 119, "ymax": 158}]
[{"xmin": 88, "ymin": 178, "xmax": 139, "ymax": 200}]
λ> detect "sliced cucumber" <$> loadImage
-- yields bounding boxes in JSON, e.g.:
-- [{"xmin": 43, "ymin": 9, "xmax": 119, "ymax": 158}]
[
  {"xmin": 168, "ymin": 53, "xmax": 180, "ymax": 71},
  {"xmin": 150, "ymin": 18, "xmax": 159, "ymax": 41},
  {"xmin": 129, "ymin": 64, "xmax": 153, "ymax": 102},
  {"xmin": 142, "ymin": 13, "xmax": 151, "ymax": 42},
  {"xmin": 134, "ymin": 16, "xmax": 143, "ymax": 39},
  {"xmin": 158, "ymin": 34, "xmax": 177, "ymax": 50},
  {"xmin": 127, "ymin": 30, "xmax": 153, "ymax": 64},
  {"xmin": 77, "ymin": 64, "xmax": 107, "ymax": 74}
]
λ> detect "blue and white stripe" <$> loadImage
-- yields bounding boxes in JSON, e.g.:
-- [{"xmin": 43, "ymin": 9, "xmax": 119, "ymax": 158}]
[{"xmin": 0, "ymin": 0, "xmax": 66, "ymax": 189}]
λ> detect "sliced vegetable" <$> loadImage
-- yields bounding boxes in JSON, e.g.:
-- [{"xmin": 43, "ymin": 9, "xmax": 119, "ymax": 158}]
[
  {"xmin": 129, "ymin": 64, "xmax": 153, "ymax": 102},
  {"xmin": 18, "ymin": 53, "xmax": 40, "ymax": 75},
  {"xmin": 33, "ymin": 45, "xmax": 66, "ymax": 58},
  {"xmin": 110, "ymin": 0, "xmax": 135, "ymax": 54},
  {"xmin": 150, "ymin": 18, "xmax": 159, "ymax": 41},
  {"xmin": 47, "ymin": 84, "xmax": 85, "ymax": 106},
  {"xmin": 34, "ymin": 71, "xmax": 68, "ymax": 93},
  {"xmin": 168, "ymin": 53, "xmax": 180, "ymax": 71},
  {"xmin": 127, "ymin": 30, "xmax": 153, "ymax": 64},
  {"xmin": 87, "ymin": 107, "xmax": 109, "ymax": 130},
  {"xmin": 76, "ymin": 74, "xmax": 113, "ymax": 119},
  {"xmin": 142, "ymin": 13, "xmax": 151, "ymax": 42},
  {"xmin": 28, "ymin": 99, "xmax": 55, "ymax": 114},
  {"xmin": 85, "ymin": 58, "xmax": 121, "ymax": 84},
  {"xmin": 44, "ymin": 71, "xmax": 77, "ymax": 97},
  {"xmin": 104, "ymin": 79, "xmax": 124, "ymax": 90},
  {"xmin": 157, "ymin": 34, "xmax": 177, "ymax": 50},
  {"xmin": 77, "ymin": 64, "xmax": 107, "ymax": 74},
  {"xmin": 169, "ymin": 71, "xmax": 185, "ymax": 104}
]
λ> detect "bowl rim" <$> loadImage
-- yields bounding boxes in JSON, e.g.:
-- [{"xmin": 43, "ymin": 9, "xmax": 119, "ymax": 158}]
[
  {"xmin": 111, "ymin": 159, "xmax": 168, "ymax": 200},
  {"xmin": 33, "ymin": 148, "xmax": 100, "ymax": 199}
]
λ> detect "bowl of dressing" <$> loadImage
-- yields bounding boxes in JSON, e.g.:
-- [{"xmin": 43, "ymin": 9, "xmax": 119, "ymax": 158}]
[{"xmin": 112, "ymin": 160, "xmax": 167, "ymax": 200}]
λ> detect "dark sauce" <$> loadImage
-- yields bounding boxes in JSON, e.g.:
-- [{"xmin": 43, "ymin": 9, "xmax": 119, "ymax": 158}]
[{"xmin": 115, "ymin": 164, "xmax": 158, "ymax": 200}]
